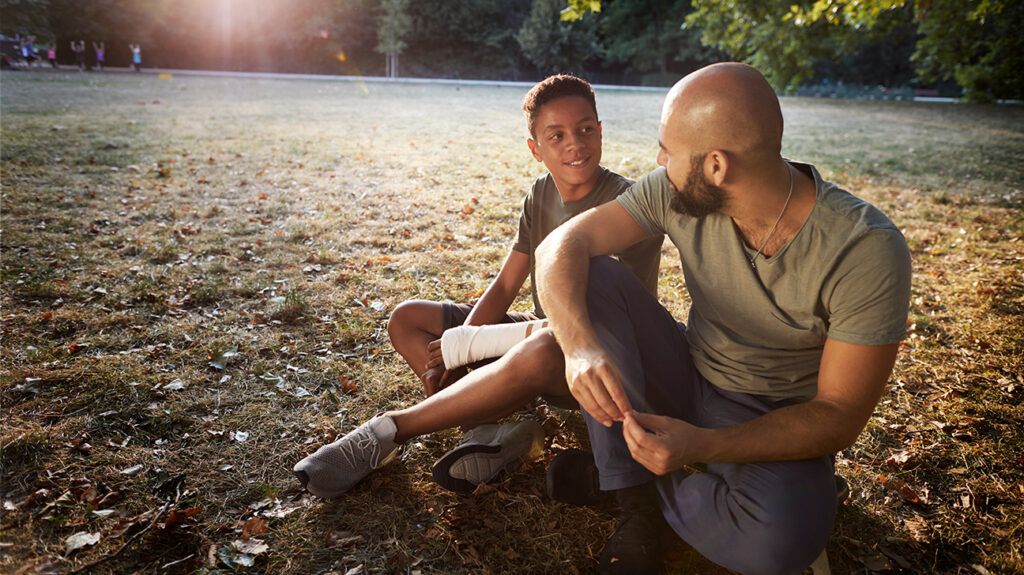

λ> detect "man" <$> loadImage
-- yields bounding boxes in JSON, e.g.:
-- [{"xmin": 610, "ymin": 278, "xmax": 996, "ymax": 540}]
[
  {"xmin": 535, "ymin": 63, "xmax": 911, "ymax": 574},
  {"xmin": 294, "ymin": 75, "xmax": 661, "ymax": 497}
]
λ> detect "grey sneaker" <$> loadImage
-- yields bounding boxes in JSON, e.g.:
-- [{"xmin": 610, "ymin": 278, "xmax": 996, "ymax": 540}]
[
  {"xmin": 432, "ymin": 420, "xmax": 544, "ymax": 494},
  {"xmin": 293, "ymin": 414, "xmax": 400, "ymax": 498}
]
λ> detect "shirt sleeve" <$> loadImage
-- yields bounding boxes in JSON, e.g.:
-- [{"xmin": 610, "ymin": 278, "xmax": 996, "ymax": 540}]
[
  {"xmin": 512, "ymin": 190, "xmax": 533, "ymax": 255},
  {"xmin": 826, "ymin": 229, "xmax": 913, "ymax": 345},
  {"xmin": 615, "ymin": 167, "xmax": 674, "ymax": 237}
]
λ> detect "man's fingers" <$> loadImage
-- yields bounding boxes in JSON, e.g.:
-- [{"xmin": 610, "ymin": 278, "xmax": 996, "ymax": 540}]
[
  {"xmin": 426, "ymin": 356, "xmax": 444, "ymax": 370},
  {"xmin": 587, "ymin": 375, "xmax": 623, "ymax": 423},
  {"xmin": 623, "ymin": 412, "xmax": 654, "ymax": 449},
  {"xmin": 572, "ymin": 379, "xmax": 615, "ymax": 427},
  {"xmin": 629, "ymin": 411, "xmax": 668, "ymax": 434},
  {"xmin": 427, "ymin": 339, "xmax": 441, "ymax": 351},
  {"xmin": 597, "ymin": 363, "xmax": 633, "ymax": 415}
]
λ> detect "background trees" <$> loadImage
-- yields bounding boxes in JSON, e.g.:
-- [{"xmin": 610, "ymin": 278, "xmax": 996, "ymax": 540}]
[{"xmin": 1, "ymin": 0, "xmax": 1020, "ymax": 100}]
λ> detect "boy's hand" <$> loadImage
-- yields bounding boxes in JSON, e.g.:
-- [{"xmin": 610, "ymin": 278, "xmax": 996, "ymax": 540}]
[
  {"xmin": 420, "ymin": 366, "xmax": 446, "ymax": 396},
  {"xmin": 426, "ymin": 339, "xmax": 445, "ymax": 371},
  {"xmin": 420, "ymin": 364, "xmax": 468, "ymax": 396}
]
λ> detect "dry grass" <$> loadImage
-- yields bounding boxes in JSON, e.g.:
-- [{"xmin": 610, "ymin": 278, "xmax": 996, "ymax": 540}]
[{"xmin": 1, "ymin": 70, "xmax": 1022, "ymax": 574}]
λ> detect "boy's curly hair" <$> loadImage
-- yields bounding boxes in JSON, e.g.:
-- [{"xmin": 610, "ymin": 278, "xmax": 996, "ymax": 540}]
[{"xmin": 522, "ymin": 74, "xmax": 598, "ymax": 138}]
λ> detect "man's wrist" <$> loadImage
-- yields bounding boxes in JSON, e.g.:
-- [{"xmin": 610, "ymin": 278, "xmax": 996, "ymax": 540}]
[{"xmin": 689, "ymin": 425, "xmax": 727, "ymax": 464}]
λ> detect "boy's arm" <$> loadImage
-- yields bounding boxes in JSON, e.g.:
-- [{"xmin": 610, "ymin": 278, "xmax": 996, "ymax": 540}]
[
  {"xmin": 421, "ymin": 249, "xmax": 529, "ymax": 386},
  {"xmin": 464, "ymin": 249, "xmax": 530, "ymax": 326}
]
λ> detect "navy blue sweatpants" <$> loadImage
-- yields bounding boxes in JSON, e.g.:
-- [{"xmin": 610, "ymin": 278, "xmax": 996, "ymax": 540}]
[{"xmin": 582, "ymin": 257, "xmax": 837, "ymax": 575}]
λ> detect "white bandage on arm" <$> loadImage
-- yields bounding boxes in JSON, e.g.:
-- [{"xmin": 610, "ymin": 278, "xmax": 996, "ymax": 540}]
[{"xmin": 440, "ymin": 319, "xmax": 550, "ymax": 370}]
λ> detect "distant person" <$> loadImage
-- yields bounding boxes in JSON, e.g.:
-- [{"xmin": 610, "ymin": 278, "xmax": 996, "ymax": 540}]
[
  {"xmin": 47, "ymin": 43, "xmax": 57, "ymax": 68},
  {"xmin": 71, "ymin": 40, "xmax": 86, "ymax": 71},
  {"xmin": 20, "ymin": 36, "xmax": 36, "ymax": 66},
  {"xmin": 129, "ymin": 43, "xmax": 142, "ymax": 72},
  {"xmin": 92, "ymin": 41, "xmax": 105, "ymax": 71}
]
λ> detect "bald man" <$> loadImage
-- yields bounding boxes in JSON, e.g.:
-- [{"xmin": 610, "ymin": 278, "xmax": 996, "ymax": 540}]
[{"xmin": 535, "ymin": 63, "xmax": 912, "ymax": 574}]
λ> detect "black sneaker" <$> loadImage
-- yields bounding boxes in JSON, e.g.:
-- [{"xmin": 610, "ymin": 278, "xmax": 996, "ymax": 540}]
[
  {"xmin": 599, "ymin": 483, "xmax": 672, "ymax": 575},
  {"xmin": 545, "ymin": 449, "xmax": 607, "ymax": 506}
]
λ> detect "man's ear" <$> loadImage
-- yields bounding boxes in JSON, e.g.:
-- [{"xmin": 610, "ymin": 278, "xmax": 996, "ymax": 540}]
[
  {"xmin": 527, "ymin": 138, "xmax": 543, "ymax": 162},
  {"xmin": 706, "ymin": 150, "xmax": 730, "ymax": 186}
]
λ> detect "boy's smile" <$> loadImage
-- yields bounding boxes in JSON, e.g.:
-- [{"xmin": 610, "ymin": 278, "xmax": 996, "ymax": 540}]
[{"xmin": 527, "ymin": 95, "xmax": 603, "ymax": 202}]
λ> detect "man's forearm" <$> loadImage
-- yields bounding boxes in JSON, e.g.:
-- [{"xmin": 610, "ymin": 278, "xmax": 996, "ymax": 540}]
[
  {"xmin": 535, "ymin": 229, "xmax": 601, "ymax": 354},
  {"xmin": 693, "ymin": 398, "xmax": 866, "ymax": 464}
]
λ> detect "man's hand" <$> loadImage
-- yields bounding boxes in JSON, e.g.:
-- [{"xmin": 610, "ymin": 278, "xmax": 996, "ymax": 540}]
[
  {"xmin": 622, "ymin": 411, "xmax": 704, "ymax": 475},
  {"xmin": 419, "ymin": 364, "xmax": 467, "ymax": 396},
  {"xmin": 565, "ymin": 349, "xmax": 633, "ymax": 427}
]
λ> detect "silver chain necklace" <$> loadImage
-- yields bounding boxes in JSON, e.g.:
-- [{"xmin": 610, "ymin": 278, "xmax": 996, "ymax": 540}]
[{"xmin": 749, "ymin": 163, "xmax": 794, "ymax": 270}]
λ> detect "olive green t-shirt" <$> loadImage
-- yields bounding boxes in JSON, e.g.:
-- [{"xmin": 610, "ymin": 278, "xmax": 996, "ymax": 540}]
[
  {"xmin": 617, "ymin": 162, "xmax": 912, "ymax": 401},
  {"xmin": 514, "ymin": 167, "xmax": 663, "ymax": 318}
]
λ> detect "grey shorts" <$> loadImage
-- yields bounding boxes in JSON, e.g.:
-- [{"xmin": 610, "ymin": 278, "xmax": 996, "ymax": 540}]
[{"xmin": 441, "ymin": 302, "xmax": 539, "ymax": 331}]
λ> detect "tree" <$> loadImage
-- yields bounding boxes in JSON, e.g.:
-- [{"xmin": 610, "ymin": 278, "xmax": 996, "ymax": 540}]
[
  {"xmin": 517, "ymin": 0, "xmax": 603, "ymax": 76},
  {"xmin": 911, "ymin": 0, "xmax": 1023, "ymax": 102},
  {"xmin": 685, "ymin": 0, "xmax": 1023, "ymax": 100},
  {"xmin": 377, "ymin": 0, "xmax": 411, "ymax": 78},
  {"xmin": 598, "ymin": 0, "xmax": 720, "ymax": 80},
  {"xmin": 402, "ymin": 0, "xmax": 531, "ymax": 80}
]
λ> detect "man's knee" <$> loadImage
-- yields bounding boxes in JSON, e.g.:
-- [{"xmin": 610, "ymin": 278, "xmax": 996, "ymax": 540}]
[
  {"xmin": 719, "ymin": 484, "xmax": 834, "ymax": 575},
  {"xmin": 585, "ymin": 256, "xmax": 637, "ymax": 307},
  {"xmin": 724, "ymin": 517, "xmax": 831, "ymax": 575}
]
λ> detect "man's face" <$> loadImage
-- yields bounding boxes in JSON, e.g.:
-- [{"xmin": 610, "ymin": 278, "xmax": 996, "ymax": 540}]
[
  {"xmin": 657, "ymin": 123, "xmax": 727, "ymax": 218},
  {"xmin": 528, "ymin": 96, "xmax": 602, "ymax": 190}
]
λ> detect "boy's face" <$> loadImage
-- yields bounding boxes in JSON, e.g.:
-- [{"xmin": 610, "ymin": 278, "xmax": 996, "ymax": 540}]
[{"xmin": 527, "ymin": 96, "xmax": 603, "ymax": 192}]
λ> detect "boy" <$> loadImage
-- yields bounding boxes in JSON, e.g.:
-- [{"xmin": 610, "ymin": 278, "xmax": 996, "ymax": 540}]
[{"xmin": 294, "ymin": 74, "xmax": 662, "ymax": 498}]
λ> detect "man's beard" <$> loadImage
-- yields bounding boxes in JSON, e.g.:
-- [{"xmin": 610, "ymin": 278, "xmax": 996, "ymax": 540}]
[{"xmin": 669, "ymin": 153, "xmax": 728, "ymax": 218}]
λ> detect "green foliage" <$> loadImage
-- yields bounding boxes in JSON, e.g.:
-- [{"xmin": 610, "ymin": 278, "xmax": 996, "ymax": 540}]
[
  {"xmin": 599, "ymin": 0, "xmax": 719, "ymax": 76},
  {"xmin": 403, "ymin": 0, "xmax": 531, "ymax": 79},
  {"xmin": 560, "ymin": 0, "xmax": 602, "ymax": 21},
  {"xmin": 912, "ymin": 0, "xmax": 1024, "ymax": 102},
  {"xmin": 376, "ymin": 0, "xmax": 411, "ymax": 55},
  {"xmin": 685, "ymin": 0, "xmax": 1023, "ymax": 100},
  {"xmin": 684, "ymin": 0, "xmax": 903, "ymax": 90},
  {"xmin": 517, "ymin": 0, "xmax": 603, "ymax": 75}
]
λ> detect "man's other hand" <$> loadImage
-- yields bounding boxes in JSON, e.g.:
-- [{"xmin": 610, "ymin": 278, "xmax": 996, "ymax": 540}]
[
  {"xmin": 565, "ymin": 349, "xmax": 632, "ymax": 426},
  {"xmin": 623, "ymin": 411, "xmax": 703, "ymax": 475}
]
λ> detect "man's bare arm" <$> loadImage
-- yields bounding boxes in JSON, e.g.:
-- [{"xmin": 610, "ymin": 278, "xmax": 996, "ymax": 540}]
[
  {"xmin": 623, "ymin": 339, "xmax": 899, "ymax": 471},
  {"xmin": 535, "ymin": 201, "xmax": 652, "ymax": 426}
]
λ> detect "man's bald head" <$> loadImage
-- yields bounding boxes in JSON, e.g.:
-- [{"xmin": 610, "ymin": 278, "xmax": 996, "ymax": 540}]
[{"xmin": 661, "ymin": 63, "xmax": 783, "ymax": 163}]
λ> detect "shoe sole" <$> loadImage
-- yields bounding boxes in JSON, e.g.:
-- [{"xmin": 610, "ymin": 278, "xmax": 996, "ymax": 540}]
[
  {"xmin": 432, "ymin": 423, "xmax": 541, "ymax": 494},
  {"xmin": 432, "ymin": 443, "xmax": 506, "ymax": 494}
]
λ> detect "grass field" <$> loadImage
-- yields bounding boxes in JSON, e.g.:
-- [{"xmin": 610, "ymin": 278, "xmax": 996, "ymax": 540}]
[{"xmin": 1, "ymin": 70, "xmax": 1022, "ymax": 574}]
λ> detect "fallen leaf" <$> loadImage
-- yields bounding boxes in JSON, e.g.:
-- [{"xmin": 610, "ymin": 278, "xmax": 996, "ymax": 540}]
[
  {"xmin": 65, "ymin": 531, "xmax": 101, "ymax": 554},
  {"xmin": 242, "ymin": 517, "xmax": 268, "ymax": 540},
  {"xmin": 232, "ymin": 538, "xmax": 269, "ymax": 555},
  {"xmin": 121, "ymin": 464, "xmax": 144, "ymax": 476},
  {"xmin": 163, "ymin": 379, "xmax": 186, "ymax": 391},
  {"xmin": 209, "ymin": 350, "xmax": 238, "ymax": 370},
  {"xmin": 164, "ymin": 506, "xmax": 202, "ymax": 528},
  {"xmin": 232, "ymin": 431, "xmax": 250, "ymax": 443},
  {"xmin": 339, "ymin": 375, "xmax": 358, "ymax": 394}
]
